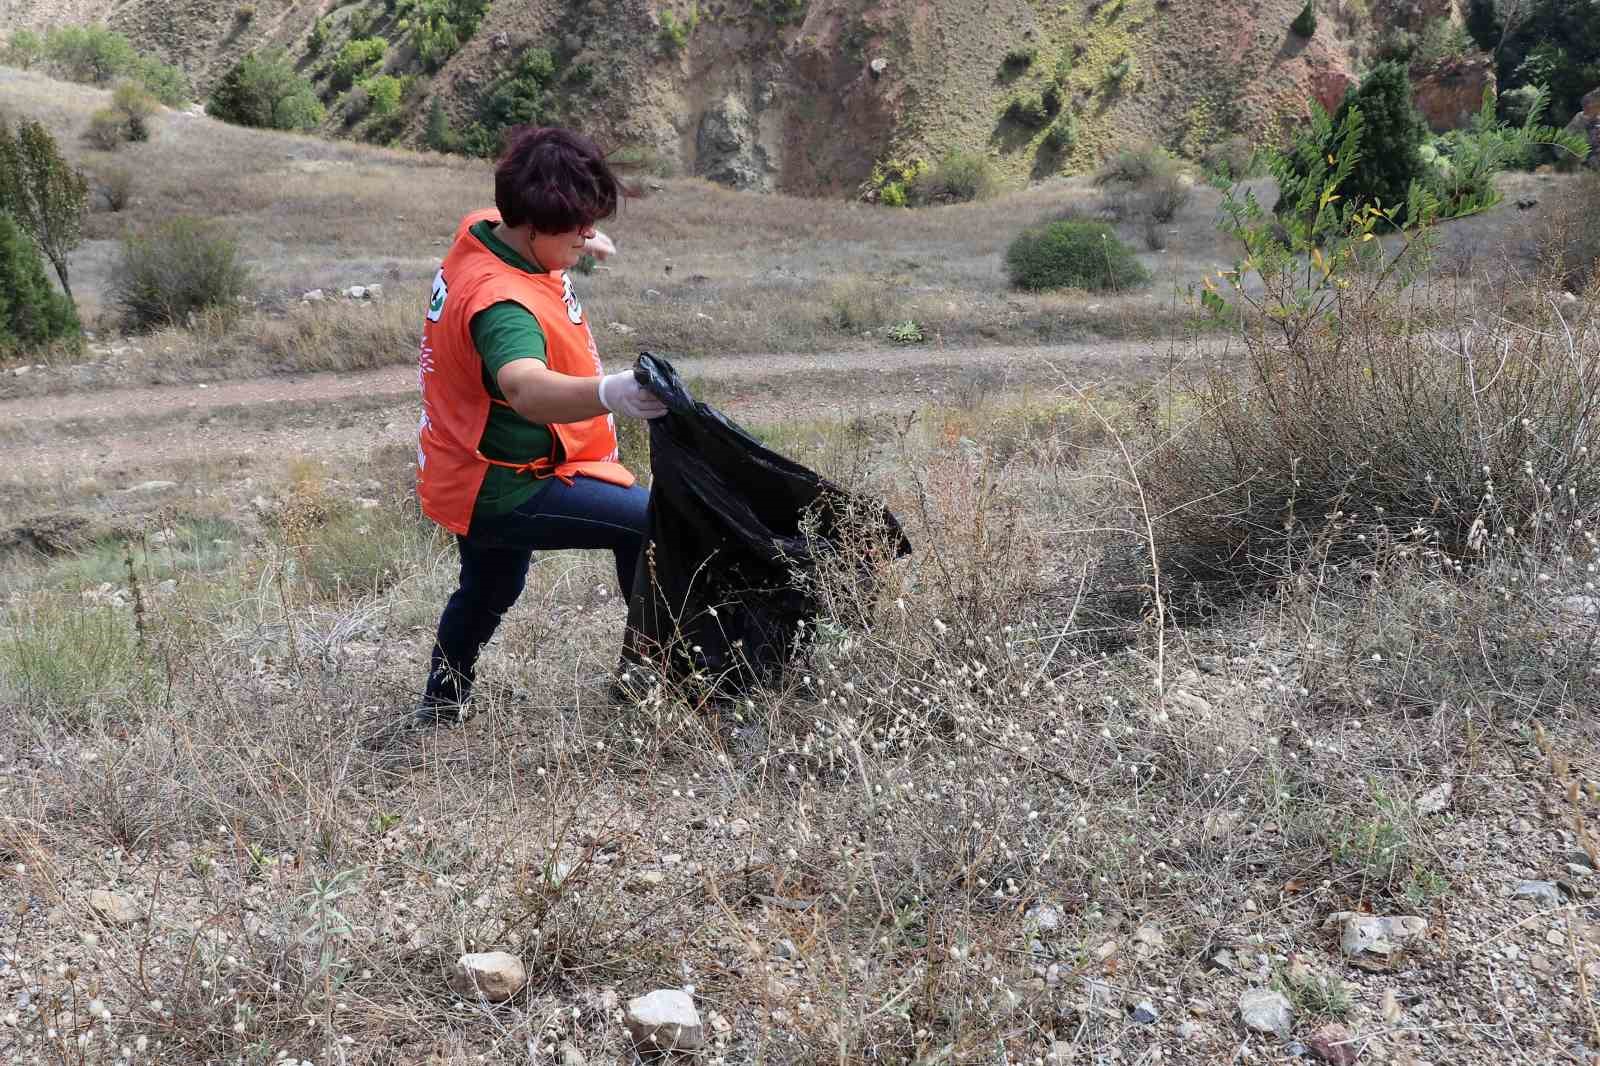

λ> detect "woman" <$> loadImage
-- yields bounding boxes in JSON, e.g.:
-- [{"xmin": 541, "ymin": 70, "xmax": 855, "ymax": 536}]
[{"xmin": 411, "ymin": 126, "xmax": 665, "ymax": 727}]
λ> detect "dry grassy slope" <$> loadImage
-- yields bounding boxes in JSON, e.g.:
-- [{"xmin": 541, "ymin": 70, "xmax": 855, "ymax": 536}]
[{"xmin": 5, "ymin": 0, "xmax": 1394, "ymax": 193}]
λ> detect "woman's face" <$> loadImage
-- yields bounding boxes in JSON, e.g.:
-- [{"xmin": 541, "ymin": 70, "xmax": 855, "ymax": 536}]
[{"xmin": 529, "ymin": 223, "xmax": 596, "ymax": 272}]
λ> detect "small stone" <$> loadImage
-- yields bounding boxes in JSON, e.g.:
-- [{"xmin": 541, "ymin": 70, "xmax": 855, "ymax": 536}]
[
  {"xmin": 1515, "ymin": 880, "xmax": 1564, "ymax": 907},
  {"xmin": 1130, "ymin": 999, "xmax": 1159, "ymax": 1024},
  {"xmin": 250, "ymin": 495, "xmax": 273, "ymax": 513},
  {"xmin": 301, "ymin": 289, "xmax": 325, "ymax": 302},
  {"xmin": 559, "ymin": 1043, "xmax": 585, "ymax": 1066},
  {"xmin": 628, "ymin": 871, "xmax": 665, "ymax": 892},
  {"xmin": 1501, "ymin": 944, "xmax": 1521, "ymax": 961},
  {"xmin": 1416, "ymin": 781, "xmax": 1453, "ymax": 815},
  {"xmin": 774, "ymin": 938, "xmax": 798, "ymax": 959},
  {"xmin": 448, "ymin": 951, "xmax": 526, "ymax": 1003},
  {"xmin": 366, "ymin": 284, "xmax": 383, "ymax": 299},
  {"xmin": 728, "ymin": 818, "xmax": 750, "ymax": 838},
  {"xmin": 87, "ymin": 890, "xmax": 139, "ymax": 927},
  {"xmin": 1177, "ymin": 1018, "xmax": 1201, "ymax": 1040},
  {"xmin": 868, "ymin": 56, "xmax": 888, "ymax": 77},
  {"xmin": 1080, "ymin": 978, "xmax": 1115, "ymax": 1009},
  {"xmin": 1306, "ymin": 1022, "xmax": 1357, "ymax": 1065},
  {"xmin": 1238, "ymin": 988, "xmax": 1293, "ymax": 1039},
  {"xmin": 625, "ymin": 988, "xmax": 704, "ymax": 1051},
  {"xmin": 1025, "ymin": 902, "xmax": 1063, "ymax": 936},
  {"xmin": 347, "ymin": 285, "xmax": 368, "ymax": 300},
  {"xmin": 122, "ymin": 480, "xmax": 177, "ymax": 495},
  {"xmin": 1170, "ymin": 689, "xmax": 1212, "ymax": 714},
  {"xmin": 1133, "ymin": 925, "xmax": 1165, "ymax": 956},
  {"xmin": 154, "ymin": 579, "xmax": 177, "ymax": 596},
  {"xmin": 608, "ymin": 322, "xmax": 635, "ymax": 335},
  {"xmin": 644, "ymin": 288, "xmax": 662, "ymax": 299},
  {"xmin": 1547, "ymin": 928, "xmax": 1568, "ymax": 946},
  {"xmin": 1326, "ymin": 912, "xmax": 1427, "ymax": 957},
  {"xmin": 1046, "ymin": 1041, "xmax": 1071, "ymax": 1065}
]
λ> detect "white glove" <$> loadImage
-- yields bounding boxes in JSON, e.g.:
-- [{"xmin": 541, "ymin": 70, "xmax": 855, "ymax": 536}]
[
  {"xmin": 598, "ymin": 371, "xmax": 668, "ymax": 419},
  {"xmin": 584, "ymin": 231, "xmax": 617, "ymax": 260}
]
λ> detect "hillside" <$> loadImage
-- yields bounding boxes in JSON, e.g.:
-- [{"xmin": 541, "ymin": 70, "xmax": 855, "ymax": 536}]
[{"xmin": 1, "ymin": 0, "xmax": 1432, "ymax": 194}]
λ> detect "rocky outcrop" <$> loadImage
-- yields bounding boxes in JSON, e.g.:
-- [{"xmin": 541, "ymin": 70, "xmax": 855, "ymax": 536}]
[
  {"xmin": 1412, "ymin": 52, "xmax": 1495, "ymax": 132},
  {"xmin": 1310, "ymin": 64, "xmax": 1354, "ymax": 114},
  {"xmin": 1565, "ymin": 88, "xmax": 1600, "ymax": 170},
  {"xmin": 695, "ymin": 94, "xmax": 772, "ymax": 191}
]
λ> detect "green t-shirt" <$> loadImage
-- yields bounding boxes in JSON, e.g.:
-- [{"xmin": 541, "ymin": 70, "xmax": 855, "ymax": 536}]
[{"xmin": 468, "ymin": 220, "xmax": 557, "ymax": 517}]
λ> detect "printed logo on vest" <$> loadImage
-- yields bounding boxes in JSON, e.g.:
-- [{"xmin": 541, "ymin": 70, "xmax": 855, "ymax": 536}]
[
  {"xmin": 427, "ymin": 268, "xmax": 448, "ymax": 322},
  {"xmin": 560, "ymin": 272, "xmax": 583, "ymax": 325}
]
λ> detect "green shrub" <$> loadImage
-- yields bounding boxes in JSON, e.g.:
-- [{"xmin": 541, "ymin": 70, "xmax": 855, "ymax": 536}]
[
  {"xmin": 1498, "ymin": 84, "xmax": 1543, "ymax": 127},
  {"xmin": 1291, "ymin": 1, "xmax": 1316, "ymax": 38},
  {"xmin": 4, "ymin": 29, "xmax": 44, "ymax": 69},
  {"xmin": 111, "ymin": 217, "xmax": 252, "ymax": 331},
  {"xmin": 879, "ymin": 181, "xmax": 907, "ymax": 207},
  {"xmin": 0, "ymin": 599, "xmax": 148, "ymax": 715},
  {"xmin": 85, "ymin": 108, "xmax": 131, "ymax": 150},
  {"xmin": 1001, "ymin": 45, "xmax": 1036, "ymax": 73},
  {"xmin": 1413, "ymin": 17, "xmax": 1473, "ymax": 66},
  {"xmin": 424, "ymin": 94, "xmax": 460, "ymax": 152},
  {"xmin": 659, "ymin": 9, "xmax": 691, "ymax": 53},
  {"xmin": 1042, "ymin": 116, "xmax": 1077, "ymax": 153},
  {"xmin": 1475, "ymin": 0, "xmax": 1600, "ymax": 123},
  {"xmin": 0, "ymin": 212, "xmax": 79, "ymax": 356},
  {"xmin": 361, "ymin": 74, "xmax": 405, "ymax": 117},
  {"xmin": 112, "ymin": 82, "xmax": 159, "ymax": 141},
  {"xmin": 1200, "ymin": 134, "xmax": 1258, "ymax": 183},
  {"xmin": 131, "ymin": 55, "xmax": 190, "ymax": 106},
  {"xmin": 333, "ymin": 37, "xmax": 386, "ymax": 88},
  {"xmin": 473, "ymin": 48, "xmax": 557, "ymax": 150},
  {"xmin": 1094, "ymin": 141, "xmax": 1171, "ymax": 186},
  {"xmin": 1105, "ymin": 54, "xmax": 1135, "ymax": 83},
  {"xmin": 1278, "ymin": 61, "xmax": 1427, "ymax": 223},
  {"xmin": 307, "ymin": 16, "xmax": 330, "ymax": 56},
  {"xmin": 1005, "ymin": 220, "xmax": 1149, "ymax": 292},
  {"xmin": 398, "ymin": 0, "xmax": 490, "ymax": 70},
  {"xmin": 44, "ymin": 26, "xmax": 135, "ymax": 84},
  {"xmin": 1005, "ymin": 89, "xmax": 1053, "ymax": 128},
  {"xmin": 0, "ymin": 117, "xmax": 89, "ymax": 301},
  {"xmin": 755, "ymin": 0, "xmax": 807, "ymax": 24},
  {"xmin": 99, "ymin": 167, "xmax": 134, "ymax": 211},
  {"xmin": 1373, "ymin": 27, "xmax": 1418, "ymax": 64},
  {"xmin": 208, "ymin": 49, "xmax": 325, "ymax": 131},
  {"xmin": 911, "ymin": 150, "xmax": 998, "ymax": 203}
]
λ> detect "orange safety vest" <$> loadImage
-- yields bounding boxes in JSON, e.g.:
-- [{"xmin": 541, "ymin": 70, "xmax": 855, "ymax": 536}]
[{"xmin": 416, "ymin": 209, "xmax": 634, "ymax": 535}]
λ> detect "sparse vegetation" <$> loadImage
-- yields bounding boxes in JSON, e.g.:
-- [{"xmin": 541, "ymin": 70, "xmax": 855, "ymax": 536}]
[
  {"xmin": 1004, "ymin": 88, "xmax": 1056, "ymax": 129},
  {"xmin": 43, "ymin": 25, "xmax": 135, "ymax": 84},
  {"xmin": 208, "ymin": 49, "xmax": 326, "ymax": 131},
  {"xmin": 111, "ymin": 217, "xmax": 252, "ymax": 331},
  {"xmin": 466, "ymin": 48, "xmax": 558, "ymax": 155},
  {"xmin": 1042, "ymin": 115, "xmax": 1077, "ymax": 153},
  {"xmin": 398, "ymin": 0, "xmax": 491, "ymax": 70},
  {"xmin": 3, "ymin": 28, "xmax": 44, "ymax": 70},
  {"xmin": 1005, "ymin": 219, "xmax": 1149, "ymax": 291},
  {"xmin": 910, "ymin": 150, "xmax": 999, "ymax": 204},
  {"xmin": 333, "ymin": 37, "xmax": 388, "ymax": 90}
]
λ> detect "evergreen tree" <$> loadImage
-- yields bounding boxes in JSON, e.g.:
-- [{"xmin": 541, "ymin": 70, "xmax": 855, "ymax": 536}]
[
  {"xmin": 0, "ymin": 211, "xmax": 79, "ymax": 355},
  {"xmin": 1331, "ymin": 62, "xmax": 1427, "ymax": 215},
  {"xmin": 0, "ymin": 118, "xmax": 89, "ymax": 301},
  {"xmin": 207, "ymin": 50, "xmax": 325, "ymax": 131},
  {"xmin": 1291, "ymin": 1, "xmax": 1317, "ymax": 39}
]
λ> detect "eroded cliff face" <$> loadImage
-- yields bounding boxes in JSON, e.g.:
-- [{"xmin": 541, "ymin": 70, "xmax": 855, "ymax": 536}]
[{"xmin": 4, "ymin": 0, "xmax": 1496, "ymax": 194}]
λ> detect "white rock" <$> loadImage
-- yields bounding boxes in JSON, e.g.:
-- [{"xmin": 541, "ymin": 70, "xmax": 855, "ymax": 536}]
[
  {"xmin": 727, "ymin": 818, "xmax": 750, "ymax": 838},
  {"xmin": 869, "ymin": 57, "xmax": 888, "ymax": 77},
  {"xmin": 628, "ymin": 871, "xmax": 665, "ymax": 892},
  {"xmin": 448, "ymin": 951, "xmax": 526, "ymax": 1003},
  {"xmin": 1515, "ymin": 880, "xmax": 1564, "ymax": 907},
  {"xmin": 1325, "ymin": 912, "xmax": 1427, "ymax": 957},
  {"xmin": 347, "ymin": 285, "xmax": 368, "ymax": 300},
  {"xmin": 1025, "ymin": 902, "xmax": 1063, "ymax": 936},
  {"xmin": 624, "ymin": 988, "xmax": 704, "ymax": 1051},
  {"xmin": 87, "ymin": 890, "xmax": 140, "ymax": 927},
  {"xmin": 301, "ymin": 289, "xmax": 326, "ymax": 302},
  {"xmin": 1238, "ymin": 988, "xmax": 1293, "ymax": 1039},
  {"xmin": 1202, "ymin": 809, "xmax": 1243, "ymax": 840},
  {"xmin": 1133, "ymin": 925, "xmax": 1165, "ymax": 956},
  {"xmin": 1416, "ymin": 781, "xmax": 1453, "ymax": 815},
  {"xmin": 122, "ymin": 480, "xmax": 177, "ymax": 494},
  {"xmin": 559, "ymin": 1043, "xmax": 585, "ymax": 1066},
  {"xmin": 608, "ymin": 322, "xmax": 635, "ymax": 335},
  {"xmin": 1170, "ymin": 689, "xmax": 1212, "ymax": 714}
]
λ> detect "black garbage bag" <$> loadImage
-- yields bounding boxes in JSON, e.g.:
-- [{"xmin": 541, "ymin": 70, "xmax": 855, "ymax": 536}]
[{"xmin": 621, "ymin": 352, "xmax": 911, "ymax": 694}]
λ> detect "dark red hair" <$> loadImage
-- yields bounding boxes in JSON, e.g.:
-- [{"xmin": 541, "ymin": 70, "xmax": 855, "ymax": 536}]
[{"xmin": 494, "ymin": 126, "xmax": 622, "ymax": 234}]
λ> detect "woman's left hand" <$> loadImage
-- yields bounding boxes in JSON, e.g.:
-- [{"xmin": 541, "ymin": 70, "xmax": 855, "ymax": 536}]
[{"xmin": 585, "ymin": 231, "xmax": 617, "ymax": 260}]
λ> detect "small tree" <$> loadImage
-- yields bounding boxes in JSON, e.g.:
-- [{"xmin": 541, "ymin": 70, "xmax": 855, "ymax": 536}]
[
  {"xmin": 1291, "ymin": 1, "xmax": 1317, "ymax": 38},
  {"xmin": 44, "ymin": 26, "xmax": 136, "ymax": 84},
  {"xmin": 0, "ymin": 118, "xmax": 89, "ymax": 301},
  {"xmin": 111, "ymin": 217, "xmax": 251, "ymax": 330},
  {"xmin": 208, "ymin": 50, "xmax": 325, "ymax": 131},
  {"xmin": 0, "ymin": 212, "xmax": 79, "ymax": 355},
  {"xmin": 1006, "ymin": 220, "xmax": 1149, "ymax": 292},
  {"xmin": 424, "ymin": 94, "xmax": 459, "ymax": 152}
]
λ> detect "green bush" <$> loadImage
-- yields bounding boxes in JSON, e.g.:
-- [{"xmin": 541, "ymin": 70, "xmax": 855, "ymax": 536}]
[
  {"xmin": 0, "ymin": 117, "xmax": 89, "ymax": 300},
  {"xmin": 111, "ymin": 217, "xmax": 252, "ymax": 330},
  {"xmin": 879, "ymin": 181, "xmax": 907, "ymax": 207},
  {"xmin": 307, "ymin": 16, "xmax": 330, "ymax": 56},
  {"xmin": 131, "ymin": 55, "xmax": 190, "ymax": 106},
  {"xmin": 424, "ymin": 94, "xmax": 460, "ymax": 152},
  {"xmin": 911, "ymin": 150, "xmax": 998, "ymax": 203},
  {"xmin": 473, "ymin": 48, "xmax": 557, "ymax": 151},
  {"xmin": 1001, "ymin": 46, "xmax": 1036, "ymax": 73},
  {"xmin": 399, "ymin": 0, "xmax": 490, "ymax": 71},
  {"xmin": 45, "ymin": 26, "xmax": 135, "ymax": 84},
  {"xmin": 208, "ymin": 50, "xmax": 325, "ymax": 131},
  {"xmin": 1200, "ymin": 134, "xmax": 1258, "ymax": 183},
  {"xmin": 1042, "ymin": 116, "xmax": 1077, "ymax": 153},
  {"xmin": 1467, "ymin": 0, "xmax": 1599, "ymax": 122},
  {"xmin": 361, "ymin": 74, "xmax": 405, "ymax": 117},
  {"xmin": 1105, "ymin": 54, "xmax": 1135, "ymax": 83},
  {"xmin": 0, "ymin": 212, "xmax": 79, "ymax": 356},
  {"xmin": 333, "ymin": 37, "xmax": 387, "ymax": 88},
  {"xmin": 1005, "ymin": 90, "xmax": 1054, "ymax": 128},
  {"xmin": 659, "ymin": 9, "xmax": 691, "ymax": 53},
  {"xmin": 1094, "ymin": 141, "xmax": 1172, "ymax": 186},
  {"xmin": 1291, "ymin": 1, "xmax": 1316, "ymax": 38},
  {"xmin": 4, "ymin": 29, "xmax": 44, "ymax": 69},
  {"xmin": 1413, "ymin": 17, "xmax": 1474, "ymax": 66},
  {"xmin": 1005, "ymin": 220, "xmax": 1149, "ymax": 292}
]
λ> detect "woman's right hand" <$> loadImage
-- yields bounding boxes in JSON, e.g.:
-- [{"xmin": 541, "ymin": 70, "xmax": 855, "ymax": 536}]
[{"xmin": 598, "ymin": 371, "xmax": 668, "ymax": 419}]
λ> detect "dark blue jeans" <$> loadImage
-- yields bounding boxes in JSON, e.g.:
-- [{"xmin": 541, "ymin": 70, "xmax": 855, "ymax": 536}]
[{"xmin": 424, "ymin": 476, "xmax": 649, "ymax": 706}]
